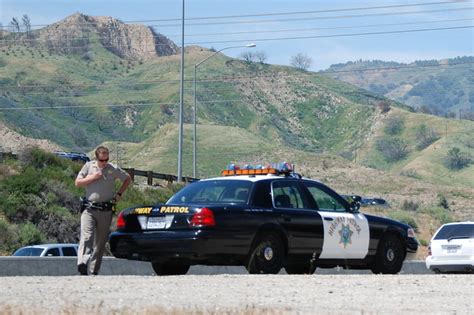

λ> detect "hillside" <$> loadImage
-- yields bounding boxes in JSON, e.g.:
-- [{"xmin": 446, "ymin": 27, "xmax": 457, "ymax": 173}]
[{"xmin": 323, "ymin": 57, "xmax": 474, "ymax": 116}]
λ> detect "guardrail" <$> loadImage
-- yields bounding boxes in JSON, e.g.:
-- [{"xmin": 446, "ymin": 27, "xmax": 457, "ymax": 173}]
[
  {"xmin": 122, "ymin": 168, "xmax": 199, "ymax": 185},
  {"xmin": 0, "ymin": 257, "xmax": 432, "ymax": 276}
]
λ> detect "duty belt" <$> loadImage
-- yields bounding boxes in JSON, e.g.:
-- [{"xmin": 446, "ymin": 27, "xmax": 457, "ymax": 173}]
[{"xmin": 81, "ymin": 198, "xmax": 114, "ymax": 211}]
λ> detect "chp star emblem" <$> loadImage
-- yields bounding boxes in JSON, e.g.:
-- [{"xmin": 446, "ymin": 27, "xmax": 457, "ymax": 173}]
[{"xmin": 338, "ymin": 224, "xmax": 353, "ymax": 248}]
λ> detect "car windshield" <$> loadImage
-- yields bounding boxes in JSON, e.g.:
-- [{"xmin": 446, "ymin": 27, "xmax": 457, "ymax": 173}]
[
  {"xmin": 13, "ymin": 247, "xmax": 44, "ymax": 256},
  {"xmin": 167, "ymin": 180, "xmax": 253, "ymax": 205},
  {"xmin": 434, "ymin": 224, "xmax": 474, "ymax": 240}
]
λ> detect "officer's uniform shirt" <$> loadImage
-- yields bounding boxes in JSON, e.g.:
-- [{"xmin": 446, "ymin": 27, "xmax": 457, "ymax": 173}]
[{"xmin": 76, "ymin": 161, "xmax": 129, "ymax": 202}]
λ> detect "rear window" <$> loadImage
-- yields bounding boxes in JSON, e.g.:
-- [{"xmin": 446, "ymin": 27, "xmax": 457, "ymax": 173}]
[
  {"xmin": 434, "ymin": 224, "xmax": 474, "ymax": 240},
  {"xmin": 167, "ymin": 180, "xmax": 253, "ymax": 205}
]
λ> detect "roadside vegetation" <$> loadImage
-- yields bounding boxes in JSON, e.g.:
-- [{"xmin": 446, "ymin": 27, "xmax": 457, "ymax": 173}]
[{"xmin": 0, "ymin": 148, "xmax": 176, "ymax": 255}]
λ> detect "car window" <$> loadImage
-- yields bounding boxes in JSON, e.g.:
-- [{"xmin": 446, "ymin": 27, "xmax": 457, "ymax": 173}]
[
  {"xmin": 251, "ymin": 181, "xmax": 272, "ymax": 208},
  {"xmin": 167, "ymin": 180, "xmax": 253, "ymax": 205},
  {"xmin": 45, "ymin": 248, "xmax": 60, "ymax": 256},
  {"xmin": 272, "ymin": 181, "xmax": 309, "ymax": 209},
  {"xmin": 13, "ymin": 248, "xmax": 44, "ymax": 256},
  {"xmin": 434, "ymin": 224, "xmax": 474, "ymax": 240},
  {"xmin": 305, "ymin": 182, "xmax": 346, "ymax": 212},
  {"xmin": 62, "ymin": 247, "xmax": 77, "ymax": 256}
]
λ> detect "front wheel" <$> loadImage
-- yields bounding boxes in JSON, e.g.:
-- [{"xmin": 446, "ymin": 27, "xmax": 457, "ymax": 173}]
[
  {"xmin": 151, "ymin": 262, "xmax": 190, "ymax": 276},
  {"xmin": 371, "ymin": 234, "xmax": 405, "ymax": 274},
  {"xmin": 247, "ymin": 232, "xmax": 285, "ymax": 274}
]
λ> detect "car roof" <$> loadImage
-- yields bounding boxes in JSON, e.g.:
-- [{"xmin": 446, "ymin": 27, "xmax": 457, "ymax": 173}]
[
  {"xmin": 439, "ymin": 221, "xmax": 474, "ymax": 226},
  {"xmin": 20, "ymin": 243, "xmax": 78, "ymax": 249}
]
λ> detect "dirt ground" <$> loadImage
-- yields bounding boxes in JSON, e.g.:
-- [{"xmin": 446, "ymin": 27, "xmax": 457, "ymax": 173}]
[{"xmin": 1, "ymin": 274, "xmax": 473, "ymax": 314}]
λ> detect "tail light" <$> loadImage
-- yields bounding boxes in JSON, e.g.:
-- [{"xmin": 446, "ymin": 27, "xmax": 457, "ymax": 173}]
[
  {"xmin": 116, "ymin": 211, "xmax": 126, "ymax": 229},
  {"xmin": 427, "ymin": 243, "xmax": 432, "ymax": 256},
  {"xmin": 190, "ymin": 207, "xmax": 215, "ymax": 227}
]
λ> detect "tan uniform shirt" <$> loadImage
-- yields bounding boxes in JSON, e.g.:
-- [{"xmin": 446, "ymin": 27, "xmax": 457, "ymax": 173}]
[{"xmin": 76, "ymin": 161, "xmax": 129, "ymax": 202}]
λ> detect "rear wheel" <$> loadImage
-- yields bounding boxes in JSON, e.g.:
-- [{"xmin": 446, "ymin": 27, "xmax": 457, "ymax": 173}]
[
  {"xmin": 371, "ymin": 234, "xmax": 405, "ymax": 274},
  {"xmin": 247, "ymin": 232, "xmax": 285, "ymax": 274},
  {"xmin": 151, "ymin": 262, "xmax": 190, "ymax": 276}
]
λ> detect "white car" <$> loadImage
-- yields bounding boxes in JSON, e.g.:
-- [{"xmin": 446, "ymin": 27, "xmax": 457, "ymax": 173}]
[
  {"xmin": 13, "ymin": 244, "xmax": 79, "ymax": 257},
  {"xmin": 426, "ymin": 222, "xmax": 474, "ymax": 273}
]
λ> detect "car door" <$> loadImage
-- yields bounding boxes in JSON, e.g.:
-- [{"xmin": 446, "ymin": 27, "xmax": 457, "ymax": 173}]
[
  {"xmin": 272, "ymin": 180, "xmax": 324, "ymax": 254},
  {"xmin": 304, "ymin": 181, "xmax": 370, "ymax": 259}
]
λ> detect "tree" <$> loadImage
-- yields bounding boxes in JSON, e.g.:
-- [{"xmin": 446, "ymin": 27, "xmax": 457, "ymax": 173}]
[
  {"xmin": 240, "ymin": 51, "xmax": 255, "ymax": 63},
  {"xmin": 384, "ymin": 117, "xmax": 404, "ymax": 135},
  {"xmin": 290, "ymin": 53, "xmax": 312, "ymax": 71},
  {"xmin": 10, "ymin": 17, "xmax": 21, "ymax": 34},
  {"xmin": 22, "ymin": 14, "xmax": 31, "ymax": 39},
  {"xmin": 254, "ymin": 51, "xmax": 267, "ymax": 63},
  {"xmin": 376, "ymin": 137, "xmax": 410, "ymax": 162}
]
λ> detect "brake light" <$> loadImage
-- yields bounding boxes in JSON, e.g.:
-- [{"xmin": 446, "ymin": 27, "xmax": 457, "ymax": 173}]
[
  {"xmin": 427, "ymin": 243, "xmax": 432, "ymax": 256},
  {"xmin": 116, "ymin": 211, "xmax": 126, "ymax": 229},
  {"xmin": 190, "ymin": 208, "xmax": 215, "ymax": 227}
]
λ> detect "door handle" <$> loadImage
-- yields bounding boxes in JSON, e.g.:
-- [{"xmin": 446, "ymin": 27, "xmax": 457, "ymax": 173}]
[
  {"xmin": 323, "ymin": 217, "xmax": 334, "ymax": 221},
  {"xmin": 281, "ymin": 215, "xmax": 291, "ymax": 222}
]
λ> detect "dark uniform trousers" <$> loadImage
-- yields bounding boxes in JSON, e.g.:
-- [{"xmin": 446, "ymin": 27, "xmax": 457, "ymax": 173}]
[{"xmin": 77, "ymin": 208, "xmax": 112, "ymax": 274}]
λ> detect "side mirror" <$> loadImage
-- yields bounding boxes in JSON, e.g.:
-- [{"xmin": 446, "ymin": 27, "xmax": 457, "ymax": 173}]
[{"xmin": 345, "ymin": 195, "xmax": 361, "ymax": 213}]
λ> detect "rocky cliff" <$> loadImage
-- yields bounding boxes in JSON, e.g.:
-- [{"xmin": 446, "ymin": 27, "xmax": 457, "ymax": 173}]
[{"xmin": 34, "ymin": 13, "xmax": 178, "ymax": 59}]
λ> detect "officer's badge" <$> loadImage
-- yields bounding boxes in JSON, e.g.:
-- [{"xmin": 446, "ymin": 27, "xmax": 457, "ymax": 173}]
[{"xmin": 338, "ymin": 224, "xmax": 353, "ymax": 248}]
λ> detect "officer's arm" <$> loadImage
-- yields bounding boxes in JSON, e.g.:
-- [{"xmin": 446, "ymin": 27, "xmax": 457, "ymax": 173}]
[{"xmin": 116, "ymin": 174, "xmax": 132, "ymax": 197}]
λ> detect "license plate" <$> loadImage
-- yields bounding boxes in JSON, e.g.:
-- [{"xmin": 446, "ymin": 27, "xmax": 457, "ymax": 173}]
[
  {"xmin": 146, "ymin": 216, "xmax": 173, "ymax": 229},
  {"xmin": 442, "ymin": 245, "xmax": 461, "ymax": 253}
]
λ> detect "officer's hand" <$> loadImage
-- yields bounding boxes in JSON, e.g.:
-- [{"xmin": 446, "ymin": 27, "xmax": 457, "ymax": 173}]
[{"xmin": 89, "ymin": 170, "xmax": 103, "ymax": 181}]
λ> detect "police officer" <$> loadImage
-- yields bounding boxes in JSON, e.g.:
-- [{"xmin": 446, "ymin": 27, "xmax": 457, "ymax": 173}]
[{"xmin": 75, "ymin": 146, "xmax": 131, "ymax": 275}]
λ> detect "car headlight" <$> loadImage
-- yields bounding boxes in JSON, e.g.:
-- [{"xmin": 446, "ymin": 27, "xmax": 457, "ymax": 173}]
[{"xmin": 407, "ymin": 228, "xmax": 416, "ymax": 238}]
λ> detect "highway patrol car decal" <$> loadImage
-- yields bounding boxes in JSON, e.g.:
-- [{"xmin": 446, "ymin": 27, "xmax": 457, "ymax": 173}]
[{"xmin": 319, "ymin": 213, "xmax": 370, "ymax": 259}]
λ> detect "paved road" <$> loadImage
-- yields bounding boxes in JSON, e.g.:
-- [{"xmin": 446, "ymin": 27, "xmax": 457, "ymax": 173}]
[{"xmin": 1, "ymin": 274, "xmax": 473, "ymax": 314}]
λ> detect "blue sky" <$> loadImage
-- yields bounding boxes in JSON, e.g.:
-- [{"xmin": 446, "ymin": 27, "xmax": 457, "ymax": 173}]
[{"xmin": 1, "ymin": 0, "xmax": 473, "ymax": 70}]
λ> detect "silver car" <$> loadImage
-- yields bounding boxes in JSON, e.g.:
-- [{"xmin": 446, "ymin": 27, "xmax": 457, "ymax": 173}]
[
  {"xmin": 426, "ymin": 222, "xmax": 474, "ymax": 273},
  {"xmin": 13, "ymin": 244, "xmax": 79, "ymax": 257}
]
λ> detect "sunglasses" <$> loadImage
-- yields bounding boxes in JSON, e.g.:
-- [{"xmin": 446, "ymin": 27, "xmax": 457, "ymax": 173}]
[{"xmin": 98, "ymin": 158, "xmax": 109, "ymax": 162}]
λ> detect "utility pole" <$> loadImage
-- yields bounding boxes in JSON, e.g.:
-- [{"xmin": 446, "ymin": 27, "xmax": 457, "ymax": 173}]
[{"xmin": 177, "ymin": 0, "xmax": 185, "ymax": 182}]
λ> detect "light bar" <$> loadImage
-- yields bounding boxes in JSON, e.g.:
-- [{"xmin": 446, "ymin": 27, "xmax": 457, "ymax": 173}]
[{"xmin": 221, "ymin": 162, "xmax": 293, "ymax": 176}]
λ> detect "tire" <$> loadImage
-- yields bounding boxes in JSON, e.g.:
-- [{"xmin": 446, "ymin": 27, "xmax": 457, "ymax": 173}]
[
  {"xmin": 151, "ymin": 262, "xmax": 190, "ymax": 276},
  {"xmin": 246, "ymin": 232, "xmax": 285, "ymax": 274},
  {"xmin": 371, "ymin": 234, "xmax": 405, "ymax": 274},
  {"xmin": 285, "ymin": 262, "xmax": 317, "ymax": 275}
]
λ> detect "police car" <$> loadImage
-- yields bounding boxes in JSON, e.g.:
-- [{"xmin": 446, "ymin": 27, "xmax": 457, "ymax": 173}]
[{"xmin": 109, "ymin": 163, "xmax": 418, "ymax": 275}]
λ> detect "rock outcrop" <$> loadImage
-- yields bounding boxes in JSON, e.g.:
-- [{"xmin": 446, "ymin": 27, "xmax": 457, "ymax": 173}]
[{"xmin": 35, "ymin": 13, "xmax": 178, "ymax": 59}]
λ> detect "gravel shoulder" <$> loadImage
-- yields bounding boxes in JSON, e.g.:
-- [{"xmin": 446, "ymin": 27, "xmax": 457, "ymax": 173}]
[{"xmin": 1, "ymin": 274, "xmax": 473, "ymax": 314}]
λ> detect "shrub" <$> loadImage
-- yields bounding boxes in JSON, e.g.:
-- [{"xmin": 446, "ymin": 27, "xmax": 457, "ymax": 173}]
[
  {"xmin": 401, "ymin": 200, "xmax": 419, "ymax": 212},
  {"xmin": 387, "ymin": 212, "xmax": 418, "ymax": 232},
  {"xmin": 444, "ymin": 147, "xmax": 471, "ymax": 170},
  {"xmin": 419, "ymin": 207, "xmax": 454, "ymax": 225},
  {"xmin": 415, "ymin": 124, "xmax": 439, "ymax": 150},
  {"xmin": 384, "ymin": 117, "xmax": 404, "ymax": 135},
  {"xmin": 37, "ymin": 210, "xmax": 80, "ymax": 243},
  {"xmin": 18, "ymin": 223, "xmax": 45, "ymax": 246},
  {"xmin": 437, "ymin": 194, "xmax": 449, "ymax": 210},
  {"xmin": 376, "ymin": 137, "xmax": 410, "ymax": 162}
]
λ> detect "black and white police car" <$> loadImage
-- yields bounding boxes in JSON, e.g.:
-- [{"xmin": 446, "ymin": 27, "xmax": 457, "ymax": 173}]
[{"xmin": 110, "ymin": 163, "xmax": 418, "ymax": 275}]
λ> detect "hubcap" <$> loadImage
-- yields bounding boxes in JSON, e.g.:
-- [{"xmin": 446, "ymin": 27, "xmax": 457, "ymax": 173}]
[
  {"xmin": 386, "ymin": 248, "xmax": 395, "ymax": 262},
  {"xmin": 263, "ymin": 246, "xmax": 274, "ymax": 261}
]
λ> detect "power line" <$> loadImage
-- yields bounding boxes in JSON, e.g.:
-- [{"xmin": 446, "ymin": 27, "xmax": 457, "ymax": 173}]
[
  {"xmin": 148, "ymin": 7, "xmax": 473, "ymax": 28},
  {"xmin": 11, "ymin": 1, "xmax": 469, "ymax": 29},
  {"xmin": 4, "ymin": 17, "xmax": 471, "ymax": 44},
  {"xmin": 188, "ymin": 25, "xmax": 474, "ymax": 45}
]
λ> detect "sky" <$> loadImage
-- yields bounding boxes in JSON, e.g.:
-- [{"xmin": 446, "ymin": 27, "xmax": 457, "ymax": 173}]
[{"xmin": 1, "ymin": 0, "xmax": 473, "ymax": 70}]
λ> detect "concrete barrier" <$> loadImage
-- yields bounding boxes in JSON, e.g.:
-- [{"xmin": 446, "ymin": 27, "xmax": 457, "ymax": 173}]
[{"xmin": 0, "ymin": 257, "xmax": 432, "ymax": 276}]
